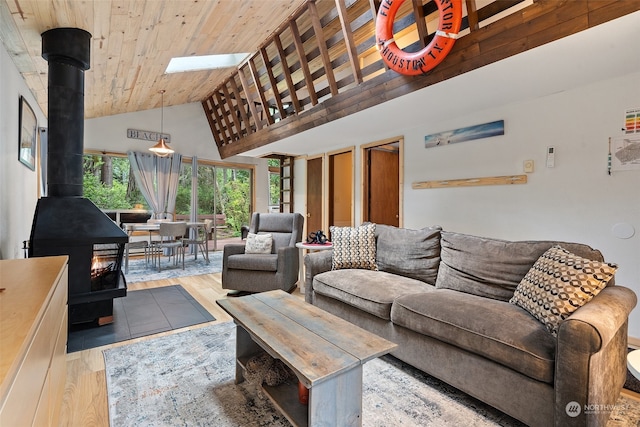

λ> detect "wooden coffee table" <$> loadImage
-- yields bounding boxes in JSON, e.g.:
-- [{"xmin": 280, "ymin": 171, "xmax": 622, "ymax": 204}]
[{"xmin": 217, "ymin": 290, "xmax": 397, "ymax": 427}]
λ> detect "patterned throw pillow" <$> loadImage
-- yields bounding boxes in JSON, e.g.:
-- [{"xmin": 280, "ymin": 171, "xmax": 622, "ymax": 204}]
[
  {"xmin": 510, "ymin": 245, "xmax": 617, "ymax": 336},
  {"xmin": 245, "ymin": 232, "xmax": 273, "ymax": 254},
  {"xmin": 330, "ymin": 224, "xmax": 378, "ymax": 271}
]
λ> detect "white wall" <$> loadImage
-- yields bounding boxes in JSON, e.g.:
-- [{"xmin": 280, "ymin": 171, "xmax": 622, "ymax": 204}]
[
  {"xmin": 293, "ymin": 71, "xmax": 640, "ymax": 339},
  {"xmin": 84, "ymin": 104, "xmax": 270, "ymax": 213},
  {"xmin": 402, "ymin": 72, "xmax": 640, "ymax": 338},
  {"xmin": 0, "ymin": 43, "xmax": 47, "ymax": 260}
]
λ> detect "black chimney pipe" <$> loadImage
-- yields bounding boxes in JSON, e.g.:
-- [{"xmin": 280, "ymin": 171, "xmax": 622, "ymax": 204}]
[
  {"xmin": 31, "ymin": 28, "xmax": 129, "ymax": 326},
  {"xmin": 41, "ymin": 28, "xmax": 91, "ymax": 197}
]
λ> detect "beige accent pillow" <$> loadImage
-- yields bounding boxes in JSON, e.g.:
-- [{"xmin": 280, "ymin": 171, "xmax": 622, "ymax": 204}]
[
  {"xmin": 510, "ymin": 245, "xmax": 617, "ymax": 336},
  {"xmin": 245, "ymin": 232, "xmax": 273, "ymax": 254},
  {"xmin": 330, "ymin": 224, "xmax": 378, "ymax": 271}
]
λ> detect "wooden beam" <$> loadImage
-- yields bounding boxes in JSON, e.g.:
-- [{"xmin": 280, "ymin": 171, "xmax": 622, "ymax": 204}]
[
  {"xmin": 201, "ymin": 98, "xmax": 224, "ymax": 147},
  {"xmin": 221, "ymin": 83, "xmax": 243, "ymax": 140},
  {"xmin": 260, "ymin": 46, "xmax": 287, "ymax": 120},
  {"xmin": 412, "ymin": 0, "xmax": 429, "ymax": 48},
  {"xmin": 213, "ymin": 91, "xmax": 235, "ymax": 143},
  {"xmin": 308, "ymin": 1, "xmax": 339, "ymax": 96},
  {"xmin": 290, "ymin": 19, "xmax": 318, "ymax": 106},
  {"xmin": 228, "ymin": 76, "xmax": 251, "ymax": 136},
  {"xmin": 465, "ymin": 0, "xmax": 479, "ymax": 31},
  {"xmin": 335, "ymin": 0, "xmax": 363, "ymax": 84},
  {"xmin": 274, "ymin": 33, "xmax": 302, "ymax": 114},
  {"xmin": 248, "ymin": 57, "xmax": 274, "ymax": 125},
  {"xmin": 237, "ymin": 65, "xmax": 263, "ymax": 131}
]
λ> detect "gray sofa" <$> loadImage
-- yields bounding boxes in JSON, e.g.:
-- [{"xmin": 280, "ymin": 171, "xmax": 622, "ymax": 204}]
[{"xmin": 304, "ymin": 225, "xmax": 637, "ymax": 427}]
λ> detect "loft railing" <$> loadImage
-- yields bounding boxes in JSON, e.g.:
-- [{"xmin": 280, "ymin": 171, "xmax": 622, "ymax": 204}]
[{"xmin": 202, "ymin": 0, "xmax": 639, "ymax": 158}]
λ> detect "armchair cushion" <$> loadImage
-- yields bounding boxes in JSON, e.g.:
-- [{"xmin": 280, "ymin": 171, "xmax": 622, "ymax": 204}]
[{"xmin": 227, "ymin": 253, "xmax": 278, "ymax": 272}]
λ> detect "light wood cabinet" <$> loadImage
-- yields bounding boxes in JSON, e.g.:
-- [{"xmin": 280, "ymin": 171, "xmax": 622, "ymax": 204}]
[{"xmin": 0, "ymin": 256, "xmax": 68, "ymax": 427}]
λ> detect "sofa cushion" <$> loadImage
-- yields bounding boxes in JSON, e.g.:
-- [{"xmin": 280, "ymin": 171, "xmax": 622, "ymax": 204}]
[
  {"xmin": 330, "ymin": 223, "xmax": 378, "ymax": 271},
  {"xmin": 375, "ymin": 224, "xmax": 442, "ymax": 285},
  {"xmin": 245, "ymin": 232, "xmax": 273, "ymax": 254},
  {"xmin": 435, "ymin": 231, "xmax": 607, "ymax": 301},
  {"xmin": 391, "ymin": 289, "xmax": 556, "ymax": 383},
  {"xmin": 227, "ymin": 254, "xmax": 278, "ymax": 271},
  {"xmin": 312, "ymin": 269, "xmax": 435, "ymax": 320},
  {"xmin": 510, "ymin": 245, "xmax": 617, "ymax": 336}
]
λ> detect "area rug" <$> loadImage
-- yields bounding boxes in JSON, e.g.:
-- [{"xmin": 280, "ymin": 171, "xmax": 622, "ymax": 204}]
[
  {"xmin": 124, "ymin": 250, "xmax": 223, "ymax": 283},
  {"xmin": 68, "ymin": 285, "xmax": 215, "ymax": 352},
  {"xmin": 103, "ymin": 322, "xmax": 640, "ymax": 427}
]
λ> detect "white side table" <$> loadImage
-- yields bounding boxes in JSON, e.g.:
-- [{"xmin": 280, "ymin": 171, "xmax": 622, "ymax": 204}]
[
  {"xmin": 628, "ymin": 349, "xmax": 640, "ymax": 380},
  {"xmin": 296, "ymin": 242, "xmax": 333, "ymax": 292}
]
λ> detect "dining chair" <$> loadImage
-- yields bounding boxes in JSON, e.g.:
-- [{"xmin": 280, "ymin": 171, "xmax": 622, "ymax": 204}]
[
  {"xmin": 124, "ymin": 239, "xmax": 149, "ymax": 273},
  {"xmin": 151, "ymin": 221, "xmax": 187, "ymax": 271},
  {"xmin": 182, "ymin": 220, "xmax": 211, "ymax": 263}
]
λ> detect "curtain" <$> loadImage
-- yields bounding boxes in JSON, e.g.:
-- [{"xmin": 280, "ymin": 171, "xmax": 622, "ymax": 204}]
[
  {"xmin": 128, "ymin": 151, "xmax": 182, "ymax": 219},
  {"xmin": 189, "ymin": 156, "xmax": 198, "ymax": 253}
]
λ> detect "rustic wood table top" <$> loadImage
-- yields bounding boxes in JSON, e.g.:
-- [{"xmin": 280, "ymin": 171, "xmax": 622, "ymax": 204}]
[{"xmin": 217, "ymin": 290, "xmax": 397, "ymax": 387}]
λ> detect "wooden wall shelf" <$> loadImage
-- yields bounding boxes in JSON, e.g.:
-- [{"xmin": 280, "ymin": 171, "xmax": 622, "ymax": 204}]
[{"xmin": 412, "ymin": 174, "xmax": 527, "ymax": 189}]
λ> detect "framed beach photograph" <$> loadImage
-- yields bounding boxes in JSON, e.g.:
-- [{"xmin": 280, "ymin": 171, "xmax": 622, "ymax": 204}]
[{"xmin": 19, "ymin": 95, "xmax": 37, "ymax": 170}]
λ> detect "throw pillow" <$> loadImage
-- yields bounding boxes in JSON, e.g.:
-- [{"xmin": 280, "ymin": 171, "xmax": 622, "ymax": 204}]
[
  {"xmin": 375, "ymin": 224, "xmax": 442, "ymax": 284},
  {"xmin": 509, "ymin": 245, "xmax": 617, "ymax": 336},
  {"xmin": 330, "ymin": 223, "xmax": 378, "ymax": 271},
  {"xmin": 245, "ymin": 232, "xmax": 273, "ymax": 254}
]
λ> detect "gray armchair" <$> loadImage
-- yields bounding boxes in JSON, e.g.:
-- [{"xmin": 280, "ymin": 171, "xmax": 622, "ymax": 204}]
[{"xmin": 222, "ymin": 212, "xmax": 304, "ymax": 294}]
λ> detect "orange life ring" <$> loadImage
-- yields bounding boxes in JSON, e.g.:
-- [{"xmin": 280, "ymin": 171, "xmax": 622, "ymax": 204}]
[{"xmin": 376, "ymin": 0, "xmax": 463, "ymax": 76}]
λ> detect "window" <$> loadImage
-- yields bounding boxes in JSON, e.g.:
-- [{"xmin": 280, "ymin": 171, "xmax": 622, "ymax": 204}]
[{"xmin": 83, "ymin": 153, "xmax": 253, "ymax": 237}]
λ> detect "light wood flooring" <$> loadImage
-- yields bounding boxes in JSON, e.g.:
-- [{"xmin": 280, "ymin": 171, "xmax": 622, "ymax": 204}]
[
  {"xmin": 59, "ymin": 272, "xmax": 305, "ymax": 427},
  {"xmin": 59, "ymin": 273, "xmax": 639, "ymax": 426}
]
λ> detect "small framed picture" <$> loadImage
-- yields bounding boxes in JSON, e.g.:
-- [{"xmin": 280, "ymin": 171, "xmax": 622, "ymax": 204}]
[{"xmin": 19, "ymin": 95, "xmax": 37, "ymax": 171}]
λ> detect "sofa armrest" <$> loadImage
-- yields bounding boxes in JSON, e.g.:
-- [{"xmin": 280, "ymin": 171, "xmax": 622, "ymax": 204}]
[
  {"xmin": 304, "ymin": 250, "xmax": 333, "ymax": 303},
  {"xmin": 554, "ymin": 285, "xmax": 637, "ymax": 426}
]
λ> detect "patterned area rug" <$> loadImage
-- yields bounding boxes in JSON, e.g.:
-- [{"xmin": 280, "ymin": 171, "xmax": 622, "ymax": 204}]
[
  {"xmin": 124, "ymin": 250, "xmax": 223, "ymax": 283},
  {"xmin": 103, "ymin": 322, "xmax": 640, "ymax": 427}
]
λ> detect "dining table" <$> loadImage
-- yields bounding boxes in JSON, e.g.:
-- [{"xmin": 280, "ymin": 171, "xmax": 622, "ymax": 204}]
[{"xmin": 122, "ymin": 221, "xmax": 208, "ymax": 272}]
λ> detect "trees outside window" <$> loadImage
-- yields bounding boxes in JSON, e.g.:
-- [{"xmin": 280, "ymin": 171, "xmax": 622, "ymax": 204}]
[{"xmin": 83, "ymin": 154, "xmax": 253, "ymax": 237}]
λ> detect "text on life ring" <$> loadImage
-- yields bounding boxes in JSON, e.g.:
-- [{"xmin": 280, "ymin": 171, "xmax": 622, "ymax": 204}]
[{"xmin": 376, "ymin": 0, "xmax": 462, "ymax": 76}]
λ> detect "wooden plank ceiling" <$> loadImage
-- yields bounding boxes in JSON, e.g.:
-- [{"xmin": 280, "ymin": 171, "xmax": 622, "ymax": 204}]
[
  {"xmin": 0, "ymin": 0, "xmax": 307, "ymax": 118},
  {"xmin": 2, "ymin": 0, "xmax": 639, "ymax": 159}
]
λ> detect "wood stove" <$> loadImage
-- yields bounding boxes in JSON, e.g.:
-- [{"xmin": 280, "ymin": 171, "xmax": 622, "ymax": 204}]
[{"xmin": 29, "ymin": 28, "xmax": 128, "ymax": 325}]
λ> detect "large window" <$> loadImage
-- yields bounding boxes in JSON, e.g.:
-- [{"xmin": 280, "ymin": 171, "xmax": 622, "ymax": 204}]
[
  {"xmin": 175, "ymin": 161, "xmax": 253, "ymax": 235},
  {"xmin": 83, "ymin": 153, "xmax": 147, "ymax": 209},
  {"xmin": 83, "ymin": 153, "xmax": 253, "ymax": 236}
]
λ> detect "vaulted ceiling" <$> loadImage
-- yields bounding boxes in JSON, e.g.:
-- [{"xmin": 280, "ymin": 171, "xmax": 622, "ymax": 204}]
[
  {"xmin": 0, "ymin": 0, "xmax": 306, "ymax": 118},
  {"xmin": 2, "ymin": 0, "xmax": 639, "ymax": 159}
]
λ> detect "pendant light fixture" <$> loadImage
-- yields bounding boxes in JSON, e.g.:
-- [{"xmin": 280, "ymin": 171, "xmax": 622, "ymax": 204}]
[{"xmin": 149, "ymin": 89, "xmax": 174, "ymax": 157}]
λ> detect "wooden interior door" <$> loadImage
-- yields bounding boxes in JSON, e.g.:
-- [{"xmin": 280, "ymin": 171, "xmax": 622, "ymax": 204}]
[
  {"xmin": 366, "ymin": 147, "xmax": 399, "ymax": 226},
  {"xmin": 328, "ymin": 151, "xmax": 353, "ymax": 228},
  {"xmin": 306, "ymin": 157, "xmax": 323, "ymax": 235}
]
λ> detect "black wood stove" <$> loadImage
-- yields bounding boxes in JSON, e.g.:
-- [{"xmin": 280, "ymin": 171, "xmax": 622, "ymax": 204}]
[{"xmin": 29, "ymin": 28, "xmax": 128, "ymax": 325}]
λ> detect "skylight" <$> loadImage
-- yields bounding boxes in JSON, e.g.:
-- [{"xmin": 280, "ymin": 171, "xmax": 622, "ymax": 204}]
[{"xmin": 165, "ymin": 53, "xmax": 250, "ymax": 73}]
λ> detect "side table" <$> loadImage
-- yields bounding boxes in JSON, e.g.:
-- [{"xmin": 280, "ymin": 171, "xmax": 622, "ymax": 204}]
[
  {"xmin": 628, "ymin": 349, "xmax": 640, "ymax": 380},
  {"xmin": 295, "ymin": 242, "xmax": 333, "ymax": 292}
]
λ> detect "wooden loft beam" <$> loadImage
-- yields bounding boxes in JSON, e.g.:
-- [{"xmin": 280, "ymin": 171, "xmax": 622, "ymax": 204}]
[
  {"xmin": 308, "ymin": 1, "xmax": 339, "ymax": 97},
  {"xmin": 217, "ymin": 0, "xmax": 640, "ymax": 158},
  {"xmin": 335, "ymin": 0, "xmax": 363, "ymax": 85},
  {"xmin": 274, "ymin": 34, "xmax": 302, "ymax": 114}
]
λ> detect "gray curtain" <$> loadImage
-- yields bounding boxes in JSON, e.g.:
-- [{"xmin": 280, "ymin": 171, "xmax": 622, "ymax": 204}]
[
  {"xmin": 127, "ymin": 151, "xmax": 182, "ymax": 219},
  {"xmin": 189, "ymin": 156, "xmax": 198, "ymax": 253}
]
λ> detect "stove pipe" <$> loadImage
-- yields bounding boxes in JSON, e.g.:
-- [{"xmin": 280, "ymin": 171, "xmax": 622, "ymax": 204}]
[{"xmin": 41, "ymin": 28, "xmax": 91, "ymax": 197}]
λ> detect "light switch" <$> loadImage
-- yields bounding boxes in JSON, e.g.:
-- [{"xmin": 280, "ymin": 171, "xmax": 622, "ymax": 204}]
[{"xmin": 523, "ymin": 160, "xmax": 534, "ymax": 173}]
